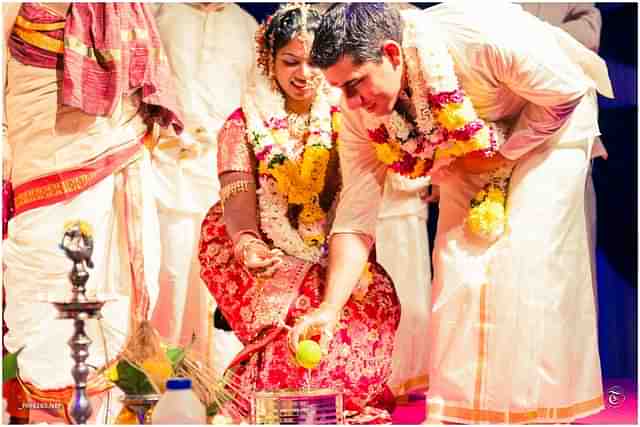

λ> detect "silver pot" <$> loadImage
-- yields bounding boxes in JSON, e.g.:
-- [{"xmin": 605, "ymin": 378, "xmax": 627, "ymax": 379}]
[{"xmin": 252, "ymin": 388, "xmax": 344, "ymax": 425}]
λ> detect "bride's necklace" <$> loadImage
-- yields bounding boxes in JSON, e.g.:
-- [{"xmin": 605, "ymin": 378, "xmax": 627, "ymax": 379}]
[{"xmin": 287, "ymin": 111, "xmax": 311, "ymax": 140}]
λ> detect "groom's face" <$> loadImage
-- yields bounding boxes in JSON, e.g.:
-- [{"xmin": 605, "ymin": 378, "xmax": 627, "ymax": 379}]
[{"xmin": 322, "ymin": 42, "xmax": 403, "ymax": 116}]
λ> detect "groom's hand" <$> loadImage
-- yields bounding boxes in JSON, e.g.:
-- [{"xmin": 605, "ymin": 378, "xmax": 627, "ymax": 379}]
[{"xmin": 456, "ymin": 152, "xmax": 512, "ymax": 174}]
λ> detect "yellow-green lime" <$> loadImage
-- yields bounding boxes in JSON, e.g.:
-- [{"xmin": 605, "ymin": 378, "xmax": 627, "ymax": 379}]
[{"xmin": 295, "ymin": 340, "xmax": 322, "ymax": 369}]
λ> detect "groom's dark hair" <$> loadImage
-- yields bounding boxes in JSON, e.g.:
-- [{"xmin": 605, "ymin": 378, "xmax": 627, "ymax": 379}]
[{"xmin": 310, "ymin": 3, "xmax": 404, "ymax": 69}]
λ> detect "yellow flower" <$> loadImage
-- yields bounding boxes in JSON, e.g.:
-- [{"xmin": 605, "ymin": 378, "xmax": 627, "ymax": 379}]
[
  {"xmin": 374, "ymin": 142, "xmax": 403, "ymax": 165},
  {"xmin": 467, "ymin": 199, "xmax": 506, "ymax": 238},
  {"xmin": 331, "ymin": 111, "xmax": 342, "ymax": 134},
  {"xmin": 63, "ymin": 220, "xmax": 75, "ymax": 232},
  {"xmin": 473, "ymin": 189, "xmax": 488, "ymax": 202},
  {"xmin": 141, "ymin": 357, "xmax": 174, "ymax": 393},
  {"xmin": 436, "ymin": 98, "xmax": 477, "ymax": 131},
  {"xmin": 300, "ymin": 146, "xmax": 330, "ymax": 194},
  {"xmin": 302, "ymin": 233, "xmax": 326, "ymax": 247},
  {"xmin": 299, "ymin": 201, "xmax": 326, "ymax": 225},
  {"xmin": 288, "ymin": 186, "xmax": 314, "ymax": 205},
  {"xmin": 486, "ymin": 186, "xmax": 505, "ymax": 203},
  {"xmin": 434, "ymin": 142, "xmax": 465, "ymax": 159},
  {"xmin": 258, "ymin": 160, "xmax": 269, "ymax": 176},
  {"xmin": 105, "ymin": 365, "xmax": 119, "ymax": 382},
  {"xmin": 409, "ymin": 158, "xmax": 428, "ymax": 178},
  {"xmin": 270, "ymin": 162, "xmax": 295, "ymax": 196}
]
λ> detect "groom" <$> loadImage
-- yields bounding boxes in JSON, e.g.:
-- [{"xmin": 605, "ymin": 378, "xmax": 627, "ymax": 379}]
[{"xmin": 291, "ymin": 2, "xmax": 613, "ymax": 424}]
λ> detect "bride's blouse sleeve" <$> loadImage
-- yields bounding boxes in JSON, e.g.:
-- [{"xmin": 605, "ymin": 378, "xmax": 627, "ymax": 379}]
[
  {"xmin": 217, "ymin": 108, "xmax": 254, "ymax": 175},
  {"xmin": 330, "ymin": 98, "xmax": 387, "ymax": 241}
]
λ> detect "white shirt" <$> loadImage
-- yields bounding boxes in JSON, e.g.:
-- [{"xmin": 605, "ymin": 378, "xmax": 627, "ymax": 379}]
[
  {"xmin": 152, "ymin": 4, "xmax": 258, "ymax": 213},
  {"xmin": 332, "ymin": 1, "xmax": 612, "ymax": 239}
]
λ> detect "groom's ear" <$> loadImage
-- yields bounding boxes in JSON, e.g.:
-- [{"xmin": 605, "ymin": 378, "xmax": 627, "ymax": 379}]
[{"xmin": 381, "ymin": 40, "xmax": 402, "ymax": 67}]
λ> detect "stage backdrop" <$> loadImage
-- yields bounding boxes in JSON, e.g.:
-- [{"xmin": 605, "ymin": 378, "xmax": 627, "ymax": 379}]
[{"xmin": 238, "ymin": 2, "xmax": 638, "ymax": 382}]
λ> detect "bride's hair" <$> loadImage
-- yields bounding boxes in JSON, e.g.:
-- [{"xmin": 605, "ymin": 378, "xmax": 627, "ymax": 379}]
[{"xmin": 256, "ymin": 4, "xmax": 321, "ymax": 78}]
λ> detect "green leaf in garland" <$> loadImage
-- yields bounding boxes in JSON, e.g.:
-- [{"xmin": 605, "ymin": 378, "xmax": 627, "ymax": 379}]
[{"xmin": 269, "ymin": 153, "xmax": 287, "ymax": 168}]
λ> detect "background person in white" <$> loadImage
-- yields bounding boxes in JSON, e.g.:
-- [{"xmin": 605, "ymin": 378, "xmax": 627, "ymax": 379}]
[
  {"xmin": 2, "ymin": 2, "xmax": 179, "ymax": 422},
  {"xmin": 376, "ymin": 171, "xmax": 431, "ymax": 398},
  {"xmin": 150, "ymin": 3, "xmax": 257, "ymax": 374},
  {"xmin": 521, "ymin": 2, "xmax": 604, "ymax": 312}
]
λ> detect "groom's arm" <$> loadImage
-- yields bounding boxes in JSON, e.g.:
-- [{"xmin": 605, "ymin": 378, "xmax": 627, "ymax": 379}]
[
  {"xmin": 470, "ymin": 13, "xmax": 593, "ymax": 161},
  {"xmin": 323, "ymin": 99, "xmax": 387, "ymax": 309}
]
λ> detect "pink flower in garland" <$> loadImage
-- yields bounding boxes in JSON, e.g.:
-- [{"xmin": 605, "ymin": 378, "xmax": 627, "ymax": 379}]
[
  {"xmin": 265, "ymin": 117, "xmax": 288, "ymax": 129},
  {"xmin": 428, "ymin": 89, "xmax": 465, "ymax": 109},
  {"xmin": 450, "ymin": 120, "xmax": 484, "ymax": 141},
  {"xmin": 255, "ymin": 144, "xmax": 273, "ymax": 161}
]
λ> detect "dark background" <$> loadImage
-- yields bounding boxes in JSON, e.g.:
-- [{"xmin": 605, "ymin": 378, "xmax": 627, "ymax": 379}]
[{"xmin": 239, "ymin": 2, "xmax": 638, "ymax": 381}]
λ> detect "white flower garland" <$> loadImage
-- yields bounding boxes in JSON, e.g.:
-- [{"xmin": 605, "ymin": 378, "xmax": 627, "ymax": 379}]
[{"xmin": 243, "ymin": 60, "xmax": 339, "ymax": 261}]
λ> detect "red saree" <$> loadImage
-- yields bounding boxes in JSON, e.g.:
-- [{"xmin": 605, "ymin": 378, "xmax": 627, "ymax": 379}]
[{"xmin": 198, "ymin": 109, "xmax": 401, "ymax": 423}]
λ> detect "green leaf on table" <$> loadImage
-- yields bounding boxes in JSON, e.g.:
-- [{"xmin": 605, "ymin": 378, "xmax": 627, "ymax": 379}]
[
  {"xmin": 166, "ymin": 347, "xmax": 185, "ymax": 370},
  {"xmin": 2, "ymin": 346, "xmax": 24, "ymax": 384},
  {"xmin": 115, "ymin": 360, "xmax": 155, "ymax": 395}
]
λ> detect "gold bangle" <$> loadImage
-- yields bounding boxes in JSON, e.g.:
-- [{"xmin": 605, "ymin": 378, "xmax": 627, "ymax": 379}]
[{"xmin": 220, "ymin": 179, "xmax": 254, "ymax": 206}]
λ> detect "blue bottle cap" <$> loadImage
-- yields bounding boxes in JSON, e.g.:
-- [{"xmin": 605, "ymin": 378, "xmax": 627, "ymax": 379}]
[{"xmin": 166, "ymin": 377, "xmax": 192, "ymax": 390}]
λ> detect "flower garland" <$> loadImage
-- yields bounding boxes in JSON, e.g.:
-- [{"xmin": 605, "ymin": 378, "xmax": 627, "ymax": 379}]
[
  {"xmin": 368, "ymin": 113, "xmax": 433, "ymax": 178},
  {"xmin": 466, "ymin": 163, "xmax": 514, "ymax": 242},
  {"xmin": 257, "ymin": 176, "xmax": 325, "ymax": 263},
  {"xmin": 367, "ymin": 14, "xmax": 513, "ymax": 241},
  {"xmin": 369, "ymin": 17, "xmax": 500, "ymax": 178},
  {"xmin": 243, "ymin": 64, "xmax": 341, "ymax": 261}
]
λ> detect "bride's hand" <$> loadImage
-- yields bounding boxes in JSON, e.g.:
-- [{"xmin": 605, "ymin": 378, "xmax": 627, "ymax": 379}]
[{"xmin": 235, "ymin": 234, "xmax": 283, "ymax": 277}]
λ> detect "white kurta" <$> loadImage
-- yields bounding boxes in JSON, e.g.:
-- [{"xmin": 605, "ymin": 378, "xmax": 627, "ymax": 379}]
[
  {"xmin": 333, "ymin": 2, "xmax": 611, "ymax": 423},
  {"xmin": 375, "ymin": 173, "xmax": 431, "ymax": 396},
  {"xmin": 150, "ymin": 4, "xmax": 256, "ymax": 367}
]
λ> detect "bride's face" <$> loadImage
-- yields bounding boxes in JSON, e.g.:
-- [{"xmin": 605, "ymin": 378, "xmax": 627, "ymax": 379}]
[{"xmin": 273, "ymin": 37, "xmax": 321, "ymax": 103}]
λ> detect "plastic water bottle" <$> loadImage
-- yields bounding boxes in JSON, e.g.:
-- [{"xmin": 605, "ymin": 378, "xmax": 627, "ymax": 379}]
[{"xmin": 151, "ymin": 378, "xmax": 206, "ymax": 424}]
